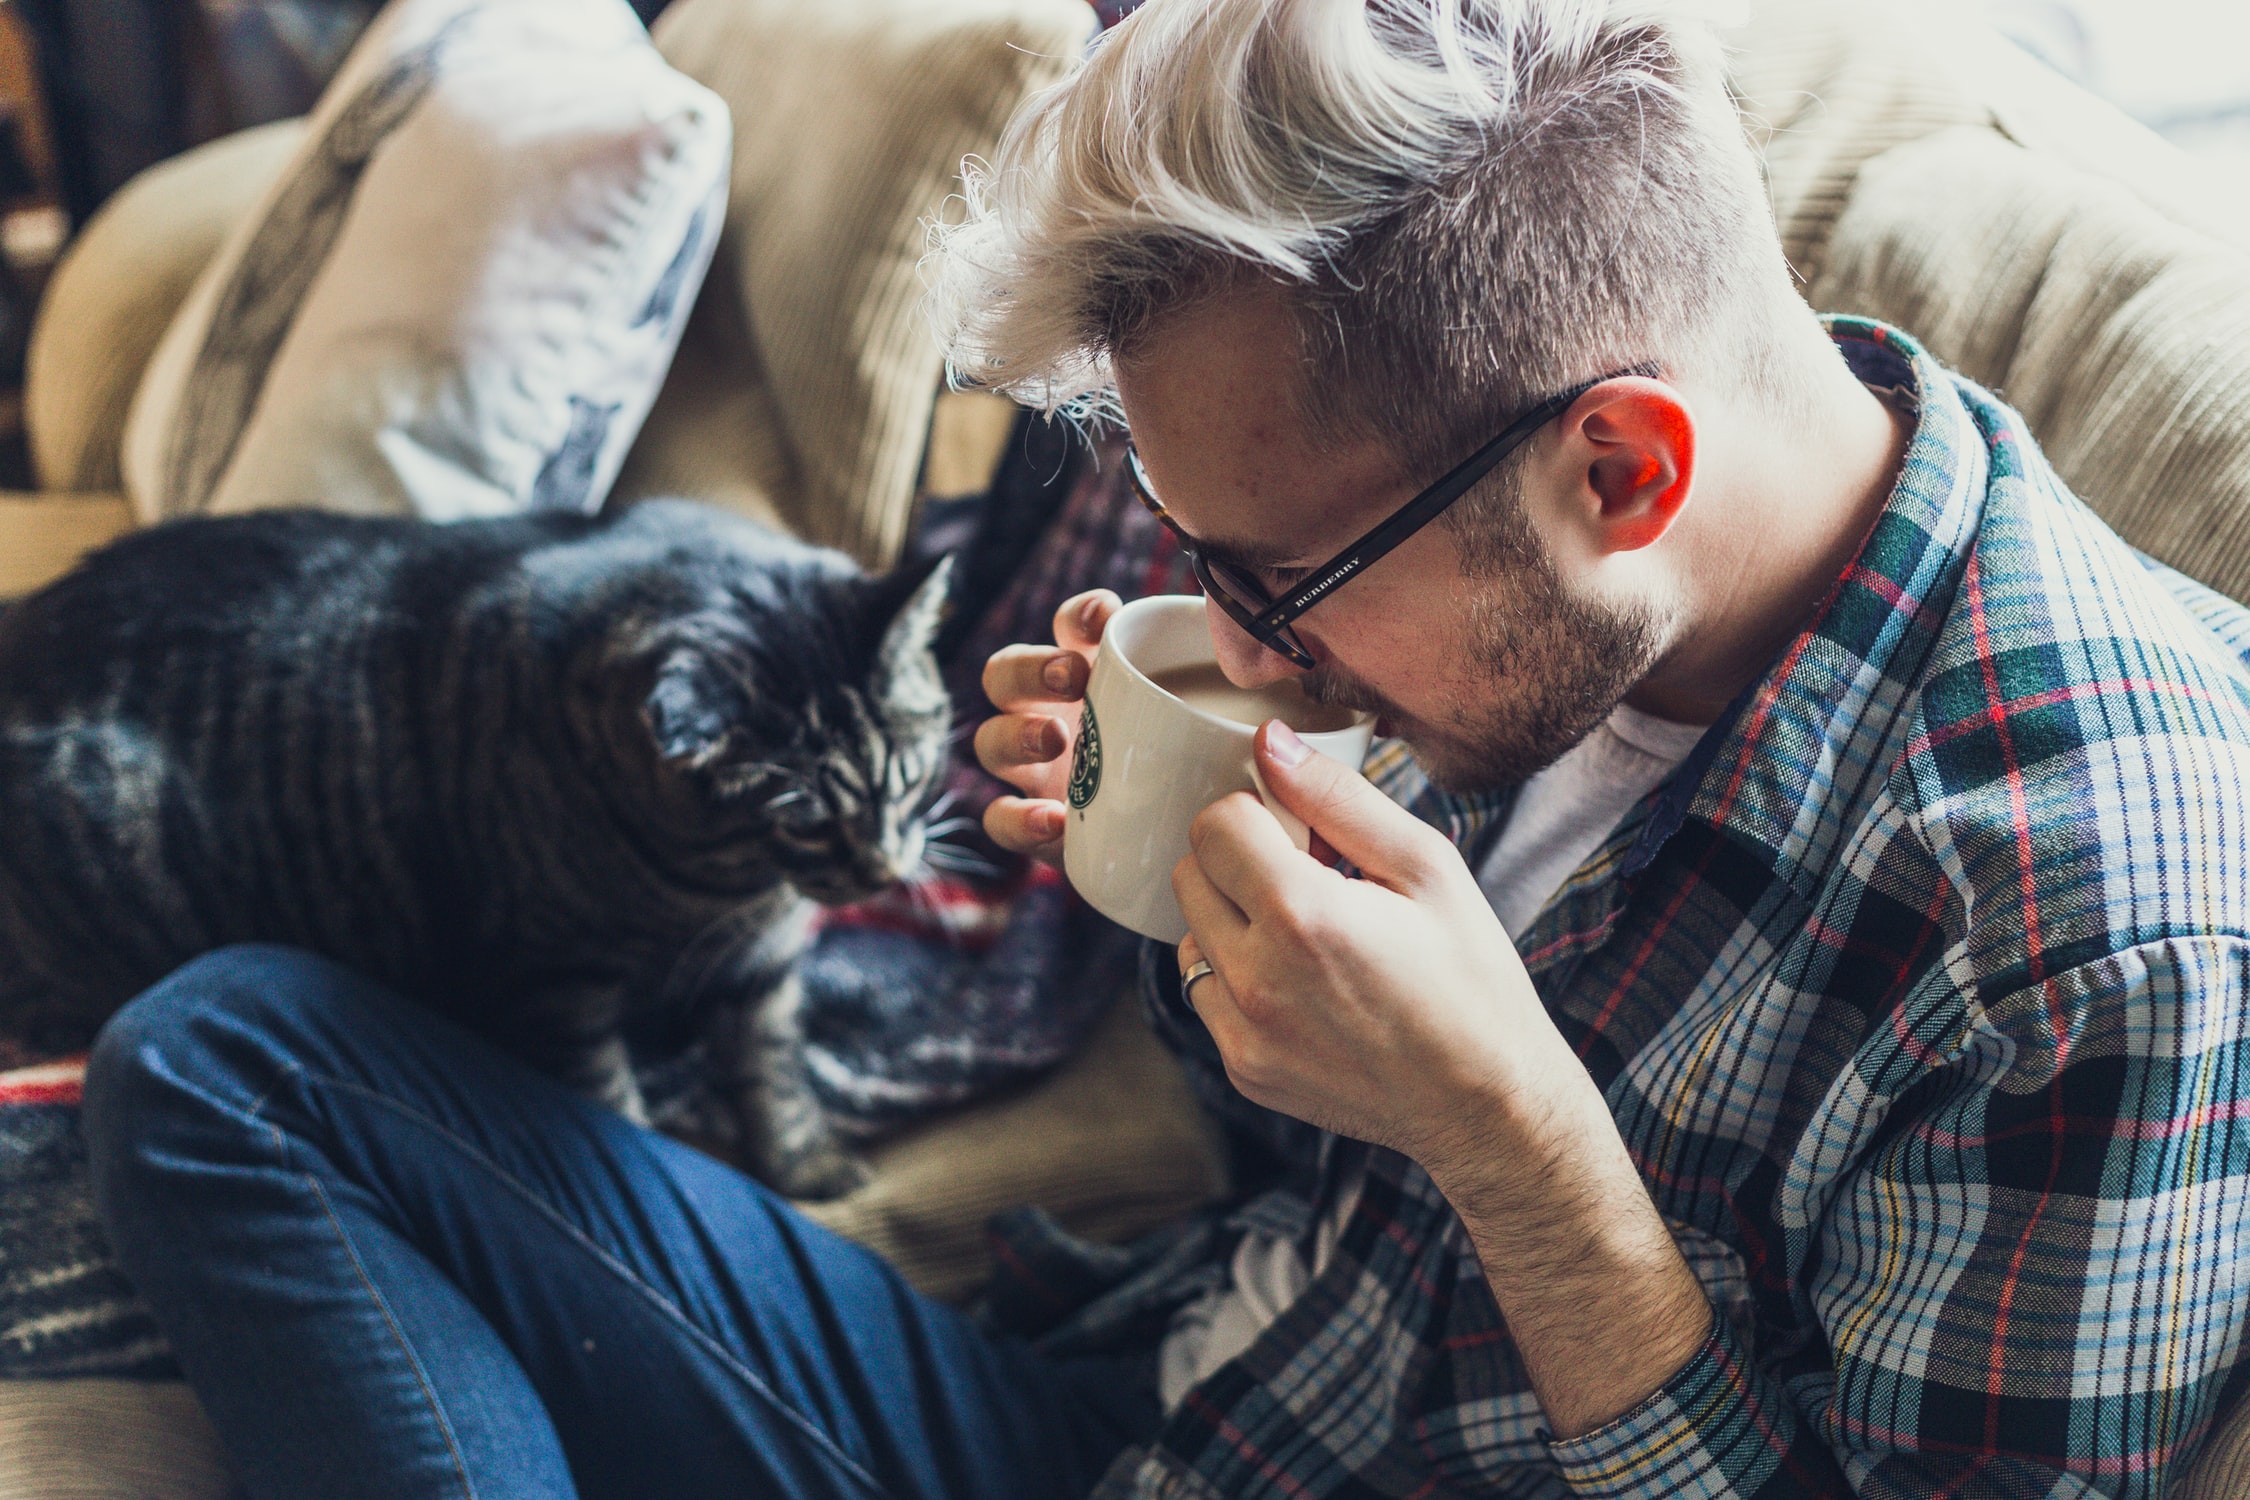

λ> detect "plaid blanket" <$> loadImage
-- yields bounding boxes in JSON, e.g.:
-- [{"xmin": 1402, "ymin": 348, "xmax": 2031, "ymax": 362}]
[{"xmin": 787, "ymin": 433, "xmax": 1196, "ymax": 1133}]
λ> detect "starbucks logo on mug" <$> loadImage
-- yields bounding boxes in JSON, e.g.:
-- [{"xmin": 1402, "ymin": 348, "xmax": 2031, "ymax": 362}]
[{"xmin": 1067, "ymin": 701, "xmax": 1102, "ymax": 809}]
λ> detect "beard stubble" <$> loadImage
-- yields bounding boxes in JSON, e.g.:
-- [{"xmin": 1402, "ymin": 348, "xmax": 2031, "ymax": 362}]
[{"xmin": 1300, "ymin": 480, "xmax": 1665, "ymax": 794}]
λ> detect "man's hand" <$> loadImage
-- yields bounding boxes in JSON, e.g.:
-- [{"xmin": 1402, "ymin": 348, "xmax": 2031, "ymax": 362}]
[
  {"xmin": 1174, "ymin": 720, "xmax": 1713, "ymax": 1439},
  {"xmin": 1170, "ymin": 721, "xmax": 1543, "ymax": 1164},
  {"xmin": 972, "ymin": 589, "xmax": 1121, "ymax": 866}
]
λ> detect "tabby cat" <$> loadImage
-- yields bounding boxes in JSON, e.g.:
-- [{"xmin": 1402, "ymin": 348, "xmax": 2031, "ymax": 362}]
[{"xmin": 0, "ymin": 500, "xmax": 952, "ymax": 1198}]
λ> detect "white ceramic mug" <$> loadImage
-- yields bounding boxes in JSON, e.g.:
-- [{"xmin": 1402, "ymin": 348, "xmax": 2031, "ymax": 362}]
[{"xmin": 1062, "ymin": 595, "xmax": 1376, "ymax": 944}]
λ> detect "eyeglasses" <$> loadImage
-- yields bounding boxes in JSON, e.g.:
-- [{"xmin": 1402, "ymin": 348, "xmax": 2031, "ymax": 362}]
[{"xmin": 1126, "ymin": 366, "xmax": 1659, "ymax": 668}]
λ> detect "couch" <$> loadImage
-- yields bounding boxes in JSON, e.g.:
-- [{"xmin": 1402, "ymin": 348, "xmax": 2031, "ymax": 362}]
[{"xmin": 5, "ymin": 0, "xmax": 2250, "ymax": 1493}]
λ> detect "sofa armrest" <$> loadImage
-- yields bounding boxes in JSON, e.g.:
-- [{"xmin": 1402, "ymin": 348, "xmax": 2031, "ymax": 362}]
[
  {"xmin": 0, "ymin": 1378, "xmax": 234, "ymax": 1500},
  {"xmin": 0, "ymin": 493, "xmax": 134, "ymax": 599}
]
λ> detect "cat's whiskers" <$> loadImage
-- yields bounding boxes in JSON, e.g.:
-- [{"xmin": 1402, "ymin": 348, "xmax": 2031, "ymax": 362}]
[
  {"xmin": 921, "ymin": 815, "xmax": 980, "ymax": 839},
  {"xmin": 917, "ymin": 841, "xmax": 1004, "ymax": 881}
]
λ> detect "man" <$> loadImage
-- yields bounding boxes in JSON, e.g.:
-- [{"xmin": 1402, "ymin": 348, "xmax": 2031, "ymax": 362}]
[
  {"xmin": 945, "ymin": 0, "xmax": 2250, "ymax": 1491},
  {"xmin": 79, "ymin": 1, "xmax": 2250, "ymax": 1497}
]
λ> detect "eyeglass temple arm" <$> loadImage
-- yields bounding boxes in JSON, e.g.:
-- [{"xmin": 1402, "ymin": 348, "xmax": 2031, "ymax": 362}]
[{"xmin": 1251, "ymin": 364, "xmax": 1659, "ymax": 631}]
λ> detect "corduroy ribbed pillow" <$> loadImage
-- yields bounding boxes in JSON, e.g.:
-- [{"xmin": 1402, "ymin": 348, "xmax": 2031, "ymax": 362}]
[
  {"xmin": 25, "ymin": 121, "xmax": 305, "ymax": 496},
  {"xmin": 1808, "ymin": 126, "xmax": 2250, "ymax": 604},
  {"xmin": 614, "ymin": 0, "xmax": 1094, "ymax": 569}
]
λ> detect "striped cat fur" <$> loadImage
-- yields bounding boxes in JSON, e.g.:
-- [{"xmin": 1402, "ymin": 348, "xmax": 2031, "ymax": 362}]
[{"xmin": 0, "ymin": 501, "xmax": 952, "ymax": 1199}]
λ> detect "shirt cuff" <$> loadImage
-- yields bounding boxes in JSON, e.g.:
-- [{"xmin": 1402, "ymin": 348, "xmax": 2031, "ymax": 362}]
[{"xmin": 1546, "ymin": 1313, "xmax": 1842, "ymax": 1499}]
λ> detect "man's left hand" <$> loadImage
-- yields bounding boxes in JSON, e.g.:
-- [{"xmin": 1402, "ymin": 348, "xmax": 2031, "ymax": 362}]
[
  {"xmin": 1172, "ymin": 718, "xmax": 1714, "ymax": 1440},
  {"xmin": 1171, "ymin": 719, "xmax": 1563, "ymax": 1177}
]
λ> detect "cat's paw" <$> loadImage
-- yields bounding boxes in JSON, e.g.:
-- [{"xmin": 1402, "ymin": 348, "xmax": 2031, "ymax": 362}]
[{"xmin": 767, "ymin": 1141, "xmax": 872, "ymax": 1202}]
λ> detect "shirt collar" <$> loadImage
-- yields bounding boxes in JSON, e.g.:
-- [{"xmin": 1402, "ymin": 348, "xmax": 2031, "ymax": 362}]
[{"xmin": 1622, "ymin": 318, "xmax": 1990, "ymax": 900}]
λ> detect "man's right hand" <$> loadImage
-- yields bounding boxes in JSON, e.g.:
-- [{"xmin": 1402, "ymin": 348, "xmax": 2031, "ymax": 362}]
[{"xmin": 972, "ymin": 589, "xmax": 1121, "ymax": 866}]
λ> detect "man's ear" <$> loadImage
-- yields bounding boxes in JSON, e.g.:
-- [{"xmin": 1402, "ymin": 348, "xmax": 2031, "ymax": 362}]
[
  {"xmin": 643, "ymin": 645, "xmax": 752, "ymax": 774},
  {"xmin": 1563, "ymin": 378, "xmax": 1696, "ymax": 555}
]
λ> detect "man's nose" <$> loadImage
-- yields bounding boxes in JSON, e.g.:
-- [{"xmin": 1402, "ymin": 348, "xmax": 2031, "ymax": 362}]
[{"xmin": 1206, "ymin": 596, "xmax": 1306, "ymax": 688}]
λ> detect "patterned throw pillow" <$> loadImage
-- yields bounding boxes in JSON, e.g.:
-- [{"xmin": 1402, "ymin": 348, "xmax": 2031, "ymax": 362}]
[{"xmin": 118, "ymin": 0, "xmax": 731, "ymax": 523}]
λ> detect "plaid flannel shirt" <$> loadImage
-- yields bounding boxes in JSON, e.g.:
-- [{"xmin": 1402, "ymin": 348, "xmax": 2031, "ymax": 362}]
[{"xmin": 998, "ymin": 319, "xmax": 2250, "ymax": 1498}]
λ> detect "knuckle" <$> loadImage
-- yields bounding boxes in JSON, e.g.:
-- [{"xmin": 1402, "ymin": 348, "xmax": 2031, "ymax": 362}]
[
  {"xmin": 1194, "ymin": 793, "xmax": 1256, "ymax": 846},
  {"xmin": 1229, "ymin": 978, "xmax": 1277, "ymax": 1024},
  {"xmin": 991, "ymin": 799, "xmax": 1061, "ymax": 853},
  {"xmin": 974, "ymin": 715, "xmax": 1023, "ymax": 769},
  {"xmin": 971, "ymin": 716, "xmax": 1008, "ymax": 769},
  {"xmin": 1420, "ymin": 825, "xmax": 1465, "ymax": 874},
  {"xmin": 978, "ymin": 650, "xmax": 1021, "ymax": 705},
  {"xmin": 1266, "ymin": 900, "xmax": 1323, "ymax": 949},
  {"xmin": 980, "ymin": 644, "xmax": 1052, "ymax": 706},
  {"xmin": 1057, "ymin": 589, "xmax": 1119, "ymax": 648},
  {"xmin": 1224, "ymin": 1041, "xmax": 1272, "ymax": 1094},
  {"xmin": 982, "ymin": 802, "xmax": 1022, "ymax": 848},
  {"xmin": 1054, "ymin": 592, "xmax": 1095, "ymax": 639},
  {"xmin": 1394, "ymin": 822, "xmax": 1451, "ymax": 879}
]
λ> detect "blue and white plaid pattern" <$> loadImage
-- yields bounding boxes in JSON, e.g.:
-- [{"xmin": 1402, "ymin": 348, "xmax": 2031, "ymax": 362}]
[{"xmin": 1062, "ymin": 320, "xmax": 2250, "ymax": 1497}]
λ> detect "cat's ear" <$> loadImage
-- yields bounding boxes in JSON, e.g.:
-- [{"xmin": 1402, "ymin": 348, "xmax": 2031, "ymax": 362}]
[
  {"xmin": 865, "ymin": 554, "xmax": 953, "ymax": 694},
  {"xmin": 643, "ymin": 646, "xmax": 752, "ymax": 775}
]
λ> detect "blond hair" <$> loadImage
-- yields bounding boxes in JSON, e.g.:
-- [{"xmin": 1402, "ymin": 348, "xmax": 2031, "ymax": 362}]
[{"xmin": 926, "ymin": 0, "xmax": 1811, "ymax": 477}]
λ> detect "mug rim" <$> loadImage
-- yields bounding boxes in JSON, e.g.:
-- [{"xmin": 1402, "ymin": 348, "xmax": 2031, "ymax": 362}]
[{"xmin": 1103, "ymin": 594, "xmax": 1374, "ymax": 742}]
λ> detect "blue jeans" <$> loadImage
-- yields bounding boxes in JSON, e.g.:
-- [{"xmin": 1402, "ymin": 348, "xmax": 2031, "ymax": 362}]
[{"xmin": 81, "ymin": 945, "xmax": 1159, "ymax": 1500}]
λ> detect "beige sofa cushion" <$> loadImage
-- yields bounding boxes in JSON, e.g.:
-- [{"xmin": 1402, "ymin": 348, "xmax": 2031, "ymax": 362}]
[
  {"xmin": 0, "ymin": 1378, "xmax": 233, "ymax": 1500},
  {"xmin": 803, "ymin": 992, "xmax": 1227, "ymax": 1301},
  {"xmin": 617, "ymin": 0, "xmax": 1092, "ymax": 567},
  {"xmin": 1812, "ymin": 127, "xmax": 2250, "ymax": 602},
  {"xmin": 1725, "ymin": 0, "xmax": 2250, "ymax": 606},
  {"xmin": 24, "ymin": 122, "xmax": 306, "ymax": 496},
  {"xmin": 1722, "ymin": 0, "xmax": 1992, "ymax": 285},
  {"xmin": 0, "ymin": 493, "xmax": 135, "ymax": 599}
]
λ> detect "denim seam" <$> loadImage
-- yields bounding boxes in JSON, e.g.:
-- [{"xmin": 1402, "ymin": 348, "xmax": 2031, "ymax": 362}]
[
  {"xmin": 293, "ymin": 1066, "xmax": 892, "ymax": 1500},
  {"xmin": 248, "ymin": 1060, "xmax": 480, "ymax": 1500}
]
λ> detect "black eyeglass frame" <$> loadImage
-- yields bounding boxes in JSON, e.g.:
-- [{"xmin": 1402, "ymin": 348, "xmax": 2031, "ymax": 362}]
[{"xmin": 1127, "ymin": 363, "xmax": 1662, "ymax": 668}]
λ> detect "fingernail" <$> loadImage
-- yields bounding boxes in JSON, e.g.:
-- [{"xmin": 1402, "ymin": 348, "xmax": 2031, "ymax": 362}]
[
  {"xmin": 1042, "ymin": 656, "xmax": 1075, "ymax": 694},
  {"xmin": 1023, "ymin": 719, "xmax": 1056, "ymax": 757},
  {"xmin": 1037, "ymin": 805, "xmax": 1066, "ymax": 838},
  {"xmin": 1079, "ymin": 595, "xmax": 1106, "ymax": 632},
  {"xmin": 1265, "ymin": 720, "xmax": 1311, "ymax": 767}
]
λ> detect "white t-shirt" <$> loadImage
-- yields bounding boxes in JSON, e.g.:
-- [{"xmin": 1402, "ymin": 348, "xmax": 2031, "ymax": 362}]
[
  {"xmin": 1473, "ymin": 703, "xmax": 1710, "ymax": 929},
  {"xmin": 1156, "ymin": 702, "xmax": 1707, "ymax": 1412}
]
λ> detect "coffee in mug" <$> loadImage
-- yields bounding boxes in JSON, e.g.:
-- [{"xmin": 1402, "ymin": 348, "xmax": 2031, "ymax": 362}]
[
  {"xmin": 1063, "ymin": 595, "xmax": 1376, "ymax": 944},
  {"xmin": 1142, "ymin": 663, "xmax": 1361, "ymax": 733}
]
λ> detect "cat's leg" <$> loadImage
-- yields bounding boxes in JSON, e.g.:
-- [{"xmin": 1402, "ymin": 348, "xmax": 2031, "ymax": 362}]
[
  {"xmin": 511, "ymin": 982, "xmax": 649, "ymax": 1126},
  {"xmin": 703, "ymin": 967, "xmax": 868, "ymax": 1201},
  {"xmin": 563, "ymin": 1033, "xmax": 648, "ymax": 1127}
]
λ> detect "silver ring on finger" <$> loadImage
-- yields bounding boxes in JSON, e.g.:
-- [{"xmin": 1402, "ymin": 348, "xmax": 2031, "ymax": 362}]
[{"xmin": 1180, "ymin": 958, "xmax": 1216, "ymax": 1005}]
